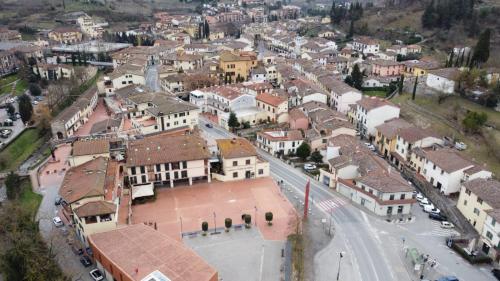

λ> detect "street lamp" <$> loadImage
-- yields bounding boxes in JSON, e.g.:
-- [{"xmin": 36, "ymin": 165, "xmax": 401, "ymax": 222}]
[
  {"xmin": 254, "ymin": 206, "xmax": 258, "ymax": 226},
  {"xmin": 213, "ymin": 212, "xmax": 216, "ymax": 233},
  {"xmin": 180, "ymin": 217, "xmax": 183, "ymax": 239},
  {"xmin": 337, "ymin": 251, "xmax": 345, "ymax": 281}
]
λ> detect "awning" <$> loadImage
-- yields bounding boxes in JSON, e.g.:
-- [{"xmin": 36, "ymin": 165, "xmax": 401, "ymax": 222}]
[{"xmin": 132, "ymin": 183, "xmax": 154, "ymax": 199}]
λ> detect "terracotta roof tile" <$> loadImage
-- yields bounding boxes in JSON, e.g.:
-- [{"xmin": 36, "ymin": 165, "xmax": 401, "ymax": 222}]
[
  {"xmin": 59, "ymin": 157, "xmax": 108, "ymax": 204},
  {"xmin": 74, "ymin": 200, "xmax": 116, "ymax": 218},
  {"xmin": 216, "ymin": 138, "xmax": 256, "ymax": 158},
  {"xmin": 72, "ymin": 139, "xmax": 110, "ymax": 156},
  {"xmin": 256, "ymin": 92, "xmax": 287, "ymax": 107}
]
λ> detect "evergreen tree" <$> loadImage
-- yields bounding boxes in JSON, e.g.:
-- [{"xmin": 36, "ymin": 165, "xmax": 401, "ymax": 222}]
[
  {"xmin": 296, "ymin": 142, "xmax": 311, "ymax": 161},
  {"xmin": 447, "ymin": 51, "xmax": 454, "ymax": 67},
  {"xmin": 398, "ymin": 75, "xmax": 404, "ymax": 95},
  {"xmin": 18, "ymin": 94, "xmax": 33, "ymax": 124},
  {"xmin": 228, "ymin": 112, "xmax": 240, "ymax": 132},
  {"xmin": 204, "ymin": 20, "xmax": 210, "ymax": 39},
  {"xmin": 471, "ymin": 28, "xmax": 491, "ymax": 68},
  {"xmin": 348, "ymin": 20, "xmax": 354, "ymax": 39},
  {"xmin": 77, "ymin": 52, "xmax": 82, "ymax": 66},
  {"xmin": 412, "ymin": 75, "xmax": 418, "ymax": 100},
  {"xmin": 351, "ymin": 64, "xmax": 363, "ymax": 90},
  {"xmin": 422, "ymin": 0, "xmax": 436, "ymax": 28},
  {"xmin": 71, "ymin": 53, "xmax": 76, "ymax": 66}
]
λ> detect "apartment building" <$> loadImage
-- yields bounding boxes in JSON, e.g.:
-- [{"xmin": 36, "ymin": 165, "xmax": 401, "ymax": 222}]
[
  {"xmin": 126, "ymin": 134, "xmax": 211, "ymax": 195},
  {"xmin": 73, "ymin": 200, "xmax": 117, "ymax": 247},
  {"xmin": 256, "ymin": 92, "xmax": 288, "ymax": 123},
  {"xmin": 219, "ymin": 51, "xmax": 257, "ymax": 81},
  {"xmin": 0, "ymin": 50, "xmax": 18, "ymax": 76},
  {"xmin": 98, "ymin": 64, "xmax": 145, "ymax": 96},
  {"xmin": 421, "ymin": 149, "xmax": 492, "ymax": 195},
  {"xmin": 371, "ymin": 60, "xmax": 404, "ymax": 77},
  {"xmin": 374, "ymin": 118, "xmax": 412, "ymax": 158},
  {"xmin": 48, "ymin": 27, "xmax": 83, "ymax": 44},
  {"xmin": 324, "ymin": 79, "xmax": 362, "ymax": 114},
  {"xmin": 481, "ymin": 209, "xmax": 500, "ymax": 263},
  {"xmin": 256, "ymin": 130, "xmax": 304, "ymax": 156},
  {"xmin": 457, "ymin": 179, "xmax": 500, "ymax": 234},
  {"xmin": 33, "ymin": 64, "xmax": 74, "ymax": 80},
  {"xmin": 51, "ymin": 87, "xmax": 99, "ymax": 139},
  {"xmin": 392, "ymin": 127, "xmax": 443, "ymax": 168},
  {"xmin": 214, "ymin": 138, "xmax": 269, "ymax": 181},
  {"xmin": 352, "ymin": 97, "xmax": 400, "ymax": 140},
  {"xmin": 352, "ymin": 36, "xmax": 379, "ymax": 55}
]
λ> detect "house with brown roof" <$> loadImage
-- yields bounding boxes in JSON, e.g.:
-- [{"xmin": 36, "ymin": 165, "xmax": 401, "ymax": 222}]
[
  {"xmin": 48, "ymin": 27, "xmax": 83, "ymax": 44},
  {"xmin": 374, "ymin": 118, "xmax": 413, "ymax": 158},
  {"xmin": 214, "ymin": 138, "xmax": 269, "ymax": 181},
  {"xmin": 352, "ymin": 36, "xmax": 379, "ymax": 55},
  {"xmin": 256, "ymin": 129, "xmax": 304, "ymax": 156},
  {"xmin": 421, "ymin": 149, "xmax": 492, "ymax": 195},
  {"xmin": 219, "ymin": 50, "xmax": 257, "ymax": 81},
  {"xmin": 392, "ymin": 127, "xmax": 443, "ymax": 168},
  {"xmin": 370, "ymin": 59, "xmax": 404, "ymax": 77},
  {"xmin": 126, "ymin": 133, "xmax": 211, "ymax": 192},
  {"xmin": 353, "ymin": 97, "xmax": 400, "ymax": 140},
  {"xmin": 457, "ymin": 178, "xmax": 500, "ymax": 235},
  {"xmin": 58, "ymin": 157, "xmax": 116, "ymax": 239},
  {"xmin": 425, "ymin": 68, "xmax": 461, "ymax": 94},
  {"xmin": 69, "ymin": 139, "xmax": 111, "ymax": 166},
  {"xmin": 73, "ymin": 200, "xmax": 117, "ymax": 246},
  {"xmin": 256, "ymin": 92, "xmax": 288, "ymax": 123},
  {"xmin": 319, "ymin": 134, "xmax": 416, "ymax": 216},
  {"xmin": 98, "ymin": 63, "xmax": 146, "ymax": 96},
  {"xmin": 89, "ymin": 224, "xmax": 218, "ymax": 281},
  {"xmin": 288, "ymin": 108, "xmax": 309, "ymax": 131}
]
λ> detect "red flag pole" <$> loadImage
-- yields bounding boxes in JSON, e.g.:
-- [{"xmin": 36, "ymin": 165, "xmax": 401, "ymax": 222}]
[{"xmin": 304, "ymin": 180, "xmax": 310, "ymax": 219}]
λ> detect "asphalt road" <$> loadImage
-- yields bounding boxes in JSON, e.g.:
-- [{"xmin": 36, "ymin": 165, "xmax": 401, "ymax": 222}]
[
  {"xmin": 198, "ymin": 117, "xmax": 497, "ymax": 281},
  {"xmin": 145, "ymin": 65, "xmax": 160, "ymax": 91}
]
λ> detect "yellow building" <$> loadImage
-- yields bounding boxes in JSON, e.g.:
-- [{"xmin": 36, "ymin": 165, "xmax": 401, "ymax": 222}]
[
  {"xmin": 403, "ymin": 60, "xmax": 440, "ymax": 77},
  {"xmin": 457, "ymin": 178, "xmax": 500, "ymax": 235},
  {"xmin": 214, "ymin": 138, "xmax": 269, "ymax": 181},
  {"xmin": 374, "ymin": 118, "xmax": 412, "ymax": 158},
  {"xmin": 219, "ymin": 51, "xmax": 257, "ymax": 82}
]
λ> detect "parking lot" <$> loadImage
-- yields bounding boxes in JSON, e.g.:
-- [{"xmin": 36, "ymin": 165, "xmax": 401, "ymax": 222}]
[
  {"xmin": 0, "ymin": 100, "xmax": 26, "ymax": 148},
  {"xmin": 184, "ymin": 227, "xmax": 285, "ymax": 281}
]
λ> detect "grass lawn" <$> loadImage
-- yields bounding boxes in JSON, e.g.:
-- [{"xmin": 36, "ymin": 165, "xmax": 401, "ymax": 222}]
[
  {"xmin": 391, "ymin": 93, "xmax": 500, "ymax": 175},
  {"xmin": 0, "ymin": 128, "xmax": 46, "ymax": 172},
  {"xmin": 363, "ymin": 90, "xmax": 388, "ymax": 98},
  {"xmin": 13, "ymin": 79, "xmax": 28, "ymax": 96},
  {"xmin": 18, "ymin": 179, "xmax": 42, "ymax": 215},
  {"xmin": 0, "ymin": 74, "xmax": 19, "ymax": 87}
]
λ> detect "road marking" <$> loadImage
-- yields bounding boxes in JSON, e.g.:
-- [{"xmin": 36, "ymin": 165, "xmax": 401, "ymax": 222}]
[
  {"xmin": 315, "ymin": 198, "xmax": 347, "ymax": 213},
  {"xmin": 259, "ymin": 245, "xmax": 265, "ymax": 281}
]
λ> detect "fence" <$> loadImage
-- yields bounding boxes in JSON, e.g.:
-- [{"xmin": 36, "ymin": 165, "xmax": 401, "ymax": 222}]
[{"xmin": 401, "ymin": 166, "xmax": 478, "ymax": 238}]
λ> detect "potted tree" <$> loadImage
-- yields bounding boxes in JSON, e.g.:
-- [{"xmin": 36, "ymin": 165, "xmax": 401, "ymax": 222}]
[
  {"xmin": 244, "ymin": 214, "xmax": 252, "ymax": 228},
  {"xmin": 265, "ymin": 212, "xmax": 273, "ymax": 226},
  {"xmin": 202, "ymin": 221, "xmax": 208, "ymax": 236},
  {"xmin": 225, "ymin": 218, "xmax": 232, "ymax": 232}
]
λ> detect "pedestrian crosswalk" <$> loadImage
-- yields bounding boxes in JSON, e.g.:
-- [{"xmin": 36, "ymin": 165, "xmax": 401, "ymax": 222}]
[
  {"xmin": 315, "ymin": 197, "xmax": 348, "ymax": 213},
  {"xmin": 419, "ymin": 221, "xmax": 460, "ymax": 237}
]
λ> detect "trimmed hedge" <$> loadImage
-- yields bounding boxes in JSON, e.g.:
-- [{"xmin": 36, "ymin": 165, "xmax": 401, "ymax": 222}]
[{"xmin": 451, "ymin": 242, "xmax": 492, "ymax": 264}]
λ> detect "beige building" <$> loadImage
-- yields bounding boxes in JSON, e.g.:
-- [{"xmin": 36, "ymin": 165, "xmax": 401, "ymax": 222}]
[
  {"xmin": 214, "ymin": 138, "xmax": 269, "ymax": 181},
  {"xmin": 69, "ymin": 139, "xmax": 110, "ymax": 167},
  {"xmin": 126, "ymin": 133, "xmax": 211, "ymax": 195},
  {"xmin": 457, "ymin": 178, "xmax": 500, "ymax": 234},
  {"xmin": 374, "ymin": 118, "xmax": 412, "ymax": 158},
  {"xmin": 73, "ymin": 200, "xmax": 117, "ymax": 246},
  {"xmin": 33, "ymin": 64, "xmax": 74, "ymax": 80},
  {"xmin": 48, "ymin": 27, "xmax": 83, "ymax": 44},
  {"xmin": 256, "ymin": 92, "xmax": 288, "ymax": 123}
]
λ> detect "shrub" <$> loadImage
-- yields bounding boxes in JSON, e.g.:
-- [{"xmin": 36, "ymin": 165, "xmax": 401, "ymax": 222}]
[
  {"xmin": 451, "ymin": 242, "xmax": 492, "ymax": 264},
  {"xmin": 265, "ymin": 212, "xmax": 273, "ymax": 226},
  {"xmin": 225, "ymin": 218, "xmax": 232, "ymax": 232},
  {"xmin": 201, "ymin": 221, "xmax": 208, "ymax": 235},
  {"xmin": 244, "ymin": 214, "xmax": 252, "ymax": 228}
]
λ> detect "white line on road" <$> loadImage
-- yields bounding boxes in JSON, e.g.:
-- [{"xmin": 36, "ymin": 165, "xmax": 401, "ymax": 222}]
[{"xmin": 259, "ymin": 244, "xmax": 265, "ymax": 281}]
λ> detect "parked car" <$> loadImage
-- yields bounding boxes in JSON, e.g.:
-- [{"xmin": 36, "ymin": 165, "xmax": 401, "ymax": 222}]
[
  {"xmin": 364, "ymin": 142, "xmax": 375, "ymax": 151},
  {"xmin": 32, "ymin": 100, "xmax": 38, "ymax": 105},
  {"xmin": 89, "ymin": 269, "xmax": 104, "ymax": 281},
  {"xmin": 429, "ymin": 213, "xmax": 448, "ymax": 221},
  {"xmin": 437, "ymin": 276, "xmax": 459, "ymax": 281},
  {"xmin": 14, "ymin": 113, "xmax": 20, "ymax": 119},
  {"xmin": 491, "ymin": 268, "xmax": 500, "ymax": 280},
  {"xmin": 303, "ymin": 163, "xmax": 317, "ymax": 170},
  {"xmin": 3, "ymin": 119, "xmax": 13, "ymax": 126},
  {"xmin": 1, "ymin": 129, "xmax": 12, "ymax": 138},
  {"xmin": 205, "ymin": 123, "xmax": 213, "ymax": 128},
  {"xmin": 423, "ymin": 204, "xmax": 436, "ymax": 213},
  {"xmin": 419, "ymin": 198, "xmax": 431, "ymax": 206},
  {"xmin": 72, "ymin": 245, "xmax": 83, "ymax": 255},
  {"xmin": 430, "ymin": 208, "xmax": 441, "ymax": 215},
  {"xmin": 455, "ymin": 141, "xmax": 467, "ymax": 151},
  {"xmin": 54, "ymin": 196, "xmax": 63, "ymax": 205},
  {"xmin": 416, "ymin": 193, "xmax": 424, "ymax": 202},
  {"xmin": 440, "ymin": 221, "xmax": 455, "ymax": 229},
  {"xmin": 85, "ymin": 247, "xmax": 93, "ymax": 256},
  {"xmin": 52, "ymin": 216, "xmax": 64, "ymax": 227},
  {"xmin": 80, "ymin": 256, "xmax": 92, "ymax": 267}
]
